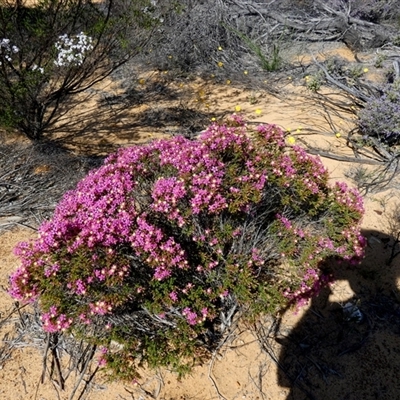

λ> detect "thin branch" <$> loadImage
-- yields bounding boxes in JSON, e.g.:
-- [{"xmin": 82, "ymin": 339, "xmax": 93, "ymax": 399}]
[
  {"xmin": 68, "ymin": 344, "xmax": 97, "ymax": 400},
  {"xmin": 208, "ymin": 352, "xmax": 228, "ymax": 400}
]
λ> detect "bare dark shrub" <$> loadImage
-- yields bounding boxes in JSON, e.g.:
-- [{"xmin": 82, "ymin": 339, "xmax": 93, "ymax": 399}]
[
  {"xmin": 145, "ymin": 0, "xmax": 283, "ymax": 77},
  {"xmin": 328, "ymin": 0, "xmax": 400, "ymax": 23}
]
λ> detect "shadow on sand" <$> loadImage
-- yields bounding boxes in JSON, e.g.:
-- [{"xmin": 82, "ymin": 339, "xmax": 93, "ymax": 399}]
[{"xmin": 259, "ymin": 228, "xmax": 400, "ymax": 400}]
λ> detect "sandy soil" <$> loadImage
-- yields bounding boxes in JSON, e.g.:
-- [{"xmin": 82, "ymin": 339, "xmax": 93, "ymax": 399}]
[{"xmin": 1, "ymin": 43, "xmax": 400, "ymax": 400}]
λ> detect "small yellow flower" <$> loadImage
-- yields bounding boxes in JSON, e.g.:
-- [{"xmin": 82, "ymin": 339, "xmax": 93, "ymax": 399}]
[
  {"xmin": 211, "ymin": 117, "xmax": 216, "ymax": 121},
  {"xmin": 217, "ymin": 61, "xmax": 224, "ymax": 67},
  {"xmin": 296, "ymin": 126, "xmax": 302, "ymax": 133},
  {"xmin": 168, "ymin": 55, "xmax": 172, "ymax": 59},
  {"xmin": 235, "ymin": 105, "xmax": 241, "ymax": 112},
  {"xmin": 286, "ymin": 127, "xmax": 291, "ymax": 132},
  {"xmin": 218, "ymin": 46, "xmax": 223, "ymax": 51},
  {"xmin": 244, "ymin": 70, "xmax": 248, "ymax": 75},
  {"xmin": 138, "ymin": 78, "xmax": 145, "ymax": 85},
  {"xmin": 226, "ymin": 79, "xmax": 231, "ymax": 85},
  {"xmin": 363, "ymin": 68, "xmax": 369, "ymax": 73},
  {"xmin": 164, "ymin": 70, "xmax": 168, "ymax": 74},
  {"xmin": 335, "ymin": 132, "xmax": 341, "ymax": 138},
  {"xmin": 304, "ymin": 76, "xmax": 310, "ymax": 80},
  {"xmin": 179, "ymin": 83, "xmax": 184, "ymax": 88},
  {"xmin": 210, "ymin": 74, "xmax": 215, "ymax": 78},
  {"xmin": 288, "ymin": 76, "xmax": 292, "ymax": 80},
  {"xmin": 287, "ymin": 136, "xmax": 296, "ymax": 145},
  {"xmin": 255, "ymin": 108, "xmax": 262, "ymax": 115}
]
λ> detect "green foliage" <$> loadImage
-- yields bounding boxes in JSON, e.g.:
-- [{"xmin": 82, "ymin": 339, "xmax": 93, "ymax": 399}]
[
  {"xmin": 374, "ymin": 54, "xmax": 387, "ymax": 68},
  {"xmin": 305, "ymin": 72, "xmax": 324, "ymax": 92},
  {"xmin": 393, "ymin": 35, "xmax": 400, "ymax": 46},
  {"xmin": 347, "ymin": 65, "xmax": 365, "ymax": 79},
  {"xmin": 229, "ymin": 26, "xmax": 281, "ymax": 72}
]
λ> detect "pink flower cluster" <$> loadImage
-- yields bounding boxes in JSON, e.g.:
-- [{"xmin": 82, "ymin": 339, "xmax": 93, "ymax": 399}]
[
  {"xmin": 9, "ymin": 241, "xmax": 40, "ymax": 301},
  {"xmin": 182, "ymin": 307, "xmax": 209, "ymax": 325},
  {"xmin": 151, "ymin": 177, "xmax": 186, "ymax": 226},
  {"xmin": 283, "ymin": 272, "xmax": 334, "ymax": 310},
  {"xmin": 332, "ymin": 181, "xmax": 365, "ymax": 215},
  {"xmin": 275, "ymin": 205, "xmax": 366, "ymax": 307},
  {"xmin": 41, "ymin": 306, "xmax": 73, "ymax": 332},
  {"xmin": 89, "ymin": 300, "xmax": 112, "ymax": 316},
  {"xmin": 130, "ymin": 216, "xmax": 188, "ymax": 280}
]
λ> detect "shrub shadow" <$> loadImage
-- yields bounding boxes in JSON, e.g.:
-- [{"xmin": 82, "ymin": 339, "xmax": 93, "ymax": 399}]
[
  {"xmin": 270, "ymin": 228, "xmax": 400, "ymax": 400},
  {"xmin": 43, "ymin": 75, "xmax": 214, "ymax": 155}
]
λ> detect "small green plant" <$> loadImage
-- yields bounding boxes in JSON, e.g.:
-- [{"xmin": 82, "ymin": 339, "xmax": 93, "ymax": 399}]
[
  {"xmin": 305, "ymin": 72, "xmax": 324, "ymax": 92},
  {"xmin": 325, "ymin": 57, "xmax": 345, "ymax": 76},
  {"xmin": 228, "ymin": 26, "xmax": 281, "ymax": 72},
  {"xmin": 347, "ymin": 65, "xmax": 368, "ymax": 79},
  {"xmin": 374, "ymin": 54, "xmax": 387, "ymax": 68},
  {"xmin": 247, "ymin": 91, "xmax": 260, "ymax": 105},
  {"xmin": 345, "ymin": 165, "xmax": 375, "ymax": 189},
  {"xmin": 393, "ymin": 35, "xmax": 400, "ymax": 46}
]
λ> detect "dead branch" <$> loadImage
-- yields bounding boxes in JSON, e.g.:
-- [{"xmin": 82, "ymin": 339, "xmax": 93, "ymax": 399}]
[
  {"xmin": 208, "ymin": 352, "xmax": 228, "ymax": 400},
  {"xmin": 224, "ymin": 0, "xmax": 398, "ymax": 49},
  {"xmin": 312, "ymin": 57, "xmax": 371, "ymax": 103}
]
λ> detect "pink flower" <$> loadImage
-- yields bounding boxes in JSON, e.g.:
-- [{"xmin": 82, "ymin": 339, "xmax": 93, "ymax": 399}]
[
  {"xmin": 169, "ymin": 291, "xmax": 178, "ymax": 302},
  {"xmin": 182, "ymin": 307, "xmax": 198, "ymax": 325}
]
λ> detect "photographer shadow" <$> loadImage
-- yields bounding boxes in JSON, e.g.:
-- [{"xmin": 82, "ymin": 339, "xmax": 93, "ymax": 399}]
[{"xmin": 274, "ymin": 228, "xmax": 400, "ymax": 400}]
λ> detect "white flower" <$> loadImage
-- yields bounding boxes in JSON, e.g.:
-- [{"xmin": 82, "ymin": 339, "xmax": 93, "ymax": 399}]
[
  {"xmin": 32, "ymin": 64, "xmax": 44, "ymax": 74},
  {"xmin": 54, "ymin": 32, "xmax": 93, "ymax": 67},
  {"xmin": 0, "ymin": 38, "xmax": 10, "ymax": 48}
]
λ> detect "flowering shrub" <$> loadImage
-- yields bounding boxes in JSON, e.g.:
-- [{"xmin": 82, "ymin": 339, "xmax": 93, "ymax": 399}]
[
  {"xmin": 9, "ymin": 116, "xmax": 365, "ymax": 380},
  {"xmin": 358, "ymin": 80, "xmax": 400, "ymax": 145},
  {"xmin": 0, "ymin": 0, "xmax": 155, "ymax": 140}
]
